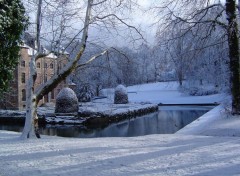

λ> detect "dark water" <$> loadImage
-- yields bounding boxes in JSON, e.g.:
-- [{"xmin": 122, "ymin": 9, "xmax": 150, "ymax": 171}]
[{"xmin": 0, "ymin": 106, "xmax": 213, "ymax": 138}]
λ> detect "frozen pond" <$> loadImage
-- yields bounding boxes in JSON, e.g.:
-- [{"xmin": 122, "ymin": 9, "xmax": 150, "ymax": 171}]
[{"xmin": 0, "ymin": 106, "xmax": 214, "ymax": 138}]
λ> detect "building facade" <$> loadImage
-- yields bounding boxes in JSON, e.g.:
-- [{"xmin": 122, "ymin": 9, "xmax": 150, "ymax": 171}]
[{"xmin": 0, "ymin": 44, "xmax": 68, "ymax": 110}]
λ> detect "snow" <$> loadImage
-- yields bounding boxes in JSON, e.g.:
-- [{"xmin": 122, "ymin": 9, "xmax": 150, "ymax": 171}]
[
  {"xmin": 27, "ymin": 45, "xmax": 37, "ymax": 56},
  {"xmin": 115, "ymin": 84, "xmax": 128, "ymax": 94},
  {"xmin": 55, "ymin": 87, "xmax": 78, "ymax": 113},
  {"xmin": 129, "ymin": 90, "xmax": 222, "ymax": 104},
  {"xmin": 1, "ymin": 81, "xmax": 240, "ymax": 176},
  {"xmin": 19, "ymin": 43, "xmax": 37, "ymax": 56},
  {"xmin": 46, "ymin": 52, "xmax": 57, "ymax": 59},
  {"xmin": 56, "ymin": 87, "xmax": 77, "ymax": 100},
  {"xmin": 114, "ymin": 84, "xmax": 128, "ymax": 104},
  {"xmin": 79, "ymin": 102, "xmax": 155, "ymax": 114},
  {"xmin": 101, "ymin": 81, "xmax": 224, "ymax": 104}
]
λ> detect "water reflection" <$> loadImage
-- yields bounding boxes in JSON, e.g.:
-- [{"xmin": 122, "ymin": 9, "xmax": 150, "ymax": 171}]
[
  {"xmin": 77, "ymin": 106, "xmax": 212, "ymax": 137},
  {"xmin": 0, "ymin": 106, "xmax": 213, "ymax": 138}
]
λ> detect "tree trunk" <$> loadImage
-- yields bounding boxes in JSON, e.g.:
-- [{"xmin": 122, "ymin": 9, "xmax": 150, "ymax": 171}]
[
  {"xmin": 20, "ymin": 95, "xmax": 39, "ymax": 139},
  {"xmin": 226, "ymin": 0, "xmax": 240, "ymax": 114},
  {"xmin": 20, "ymin": 0, "xmax": 92, "ymax": 139},
  {"xmin": 20, "ymin": 0, "xmax": 42, "ymax": 139},
  {"xmin": 20, "ymin": 58, "xmax": 40, "ymax": 139},
  {"xmin": 177, "ymin": 68, "xmax": 183, "ymax": 87}
]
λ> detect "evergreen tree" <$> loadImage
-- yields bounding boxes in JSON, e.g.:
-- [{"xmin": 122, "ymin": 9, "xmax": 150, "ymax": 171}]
[{"xmin": 0, "ymin": 0, "xmax": 28, "ymax": 95}]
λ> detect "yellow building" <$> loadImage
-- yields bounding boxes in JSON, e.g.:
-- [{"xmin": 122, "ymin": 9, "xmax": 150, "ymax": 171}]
[{"xmin": 0, "ymin": 44, "xmax": 68, "ymax": 110}]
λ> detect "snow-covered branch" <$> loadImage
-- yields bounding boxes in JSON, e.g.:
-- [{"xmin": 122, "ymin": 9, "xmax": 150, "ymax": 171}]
[{"xmin": 77, "ymin": 50, "xmax": 108, "ymax": 68}]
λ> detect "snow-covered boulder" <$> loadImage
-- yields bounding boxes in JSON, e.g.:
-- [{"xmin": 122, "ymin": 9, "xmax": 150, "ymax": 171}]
[
  {"xmin": 114, "ymin": 85, "xmax": 128, "ymax": 104},
  {"xmin": 55, "ymin": 87, "xmax": 79, "ymax": 113}
]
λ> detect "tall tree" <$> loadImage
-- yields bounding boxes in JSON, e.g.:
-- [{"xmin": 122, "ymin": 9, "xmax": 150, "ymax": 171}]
[
  {"xmin": 21, "ymin": 0, "xmax": 142, "ymax": 139},
  {"xmin": 0, "ymin": 0, "xmax": 28, "ymax": 95},
  {"xmin": 20, "ymin": 0, "xmax": 92, "ymax": 139},
  {"xmin": 226, "ymin": 0, "xmax": 240, "ymax": 114},
  {"xmin": 153, "ymin": 0, "xmax": 240, "ymax": 114}
]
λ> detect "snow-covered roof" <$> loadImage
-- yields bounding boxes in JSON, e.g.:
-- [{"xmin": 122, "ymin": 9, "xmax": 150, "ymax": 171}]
[
  {"xmin": 60, "ymin": 49, "xmax": 69, "ymax": 55},
  {"xmin": 28, "ymin": 46, "xmax": 37, "ymax": 56},
  {"xmin": 20, "ymin": 43, "xmax": 37, "ymax": 56},
  {"xmin": 46, "ymin": 52, "xmax": 57, "ymax": 59},
  {"xmin": 20, "ymin": 42, "xmax": 69, "ymax": 58},
  {"xmin": 20, "ymin": 43, "xmax": 29, "ymax": 49}
]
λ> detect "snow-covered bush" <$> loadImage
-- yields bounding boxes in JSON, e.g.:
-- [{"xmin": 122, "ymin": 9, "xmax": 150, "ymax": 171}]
[
  {"xmin": 55, "ymin": 87, "xmax": 79, "ymax": 113},
  {"xmin": 180, "ymin": 86, "xmax": 218, "ymax": 96},
  {"xmin": 77, "ymin": 84, "xmax": 95, "ymax": 102},
  {"xmin": 114, "ymin": 85, "xmax": 128, "ymax": 104}
]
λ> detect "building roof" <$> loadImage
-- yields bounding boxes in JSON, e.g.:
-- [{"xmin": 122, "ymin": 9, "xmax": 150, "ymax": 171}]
[
  {"xmin": 20, "ymin": 43, "xmax": 59, "ymax": 59},
  {"xmin": 20, "ymin": 43, "xmax": 37, "ymax": 56},
  {"xmin": 46, "ymin": 52, "xmax": 57, "ymax": 59}
]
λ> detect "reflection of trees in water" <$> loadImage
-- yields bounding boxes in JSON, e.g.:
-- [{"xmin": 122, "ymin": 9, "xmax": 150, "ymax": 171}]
[
  {"xmin": 0, "ymin": 109, "xmax": 209, "ymax": 137},
  {"xmin": 158, "ymin": 110, "xmax": 208, "ymax": 134}
]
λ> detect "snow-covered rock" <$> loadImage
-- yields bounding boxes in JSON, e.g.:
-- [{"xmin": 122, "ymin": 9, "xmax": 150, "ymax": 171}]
[
  {"xmin": 55, "ymin": 87, "xmax": 79, "ymax": 113},
  {"xmin": 114, "ymin": 85, "xmax": 128, "ymax": 104}
]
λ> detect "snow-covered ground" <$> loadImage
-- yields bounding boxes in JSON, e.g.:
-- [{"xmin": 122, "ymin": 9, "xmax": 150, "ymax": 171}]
[
  {"xmin": 1, "ymin": 82, "xmax": 240, "ymax": 176},
  {"xmin": 101, "ymin": 82, "xmax": 226, "ymax": 104}
]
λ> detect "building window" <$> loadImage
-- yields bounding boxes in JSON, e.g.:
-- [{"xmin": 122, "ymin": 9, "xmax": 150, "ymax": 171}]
[
  {"xmin": 51, "ymin": 90, "xmax": 54, "ymax": 99},
  {"xmin": 50, "ymin": 63, "xmax": 54, "ymax": 69},
  {"xmin": 37, "ymin": 62, "xmax": 40, "ymax": 68},
  {"xmin": 21, "ymin": 73, "xmax": 26, "ymax": 83},
  {"xmin": 44, "ymin": 63, "xmax": 47, "ymax": 68},
  {"xmin": 22, "ymin": 89, "xmax": 26, "ymax": 101},
  {"xmin": 21, "ymin": 60, "xmax": 25, "ymax": 67}
]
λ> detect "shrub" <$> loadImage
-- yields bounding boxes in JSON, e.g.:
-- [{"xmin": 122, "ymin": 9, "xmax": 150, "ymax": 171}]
[{"xmin": 114, "ymin": 84, "xmax": 128, "ymax": 104}]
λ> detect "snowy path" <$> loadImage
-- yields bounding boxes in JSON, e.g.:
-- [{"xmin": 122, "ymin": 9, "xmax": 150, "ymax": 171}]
[{"xmin": 1, "ymin": 131, "xmax": 240, "ymax": 176}]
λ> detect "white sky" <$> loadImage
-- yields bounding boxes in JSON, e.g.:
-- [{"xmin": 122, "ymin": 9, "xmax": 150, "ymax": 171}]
[{"xmin": 23, "ymin": 0, "xmax": 229, "ymax": 49}]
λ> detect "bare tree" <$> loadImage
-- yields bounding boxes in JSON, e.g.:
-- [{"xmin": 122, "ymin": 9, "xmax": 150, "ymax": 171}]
[
  {"xmin": 152, "ymin": 0, "xmax": 240, "ymax": 114},
  {"xmin": 20, "ymin": 0, "xmax": 143, "ymax": 139},
  {"xmin": 164, "ymin": 23, "xmax": 196, "ymax": 86}
]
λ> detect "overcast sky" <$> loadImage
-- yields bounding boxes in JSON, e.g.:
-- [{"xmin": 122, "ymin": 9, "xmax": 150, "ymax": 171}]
[{"xmin": 88, "ymin": 0, "xmax": 158, "ymax": 47}]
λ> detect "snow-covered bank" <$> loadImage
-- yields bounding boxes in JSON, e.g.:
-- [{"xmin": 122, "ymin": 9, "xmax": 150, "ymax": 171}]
[
  {"xmin": 178, "ymin": 104, "xmax": 240, "ymax": 137},
  {"xmin": 177, "ymin": 105, "xmax": 224, "ymax": 135},
  {"xmin": 0, "ymin": 102, "xmax": 158, "ymax": 126},
  {"xmin": 1, "ymin": 130, "xmax": 240, "ymax": 176}
]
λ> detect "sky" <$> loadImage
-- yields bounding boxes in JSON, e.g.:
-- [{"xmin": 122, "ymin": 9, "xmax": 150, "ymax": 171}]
[
  {"xmin": 22, "ymin": 0, "xmax": 229, "ymax": 50},
  {"xmin": 22, "ymin": 0, "xmax": 159, "ymax": 49}
]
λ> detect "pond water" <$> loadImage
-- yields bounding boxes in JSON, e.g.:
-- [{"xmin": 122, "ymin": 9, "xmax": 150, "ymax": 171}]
[{"xmin": 0, "ymin": 106, "xmax": 214, "ymax": 138}]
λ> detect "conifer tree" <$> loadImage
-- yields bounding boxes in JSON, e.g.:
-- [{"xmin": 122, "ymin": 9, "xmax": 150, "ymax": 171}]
[{"xmin": 0, "ymin": 0, "xmax": 28, "ymax": 95}]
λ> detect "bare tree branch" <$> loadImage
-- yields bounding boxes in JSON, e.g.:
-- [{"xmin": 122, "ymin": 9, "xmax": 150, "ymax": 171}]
[
  {"xmin": 91, "ymin": 0, "xmax": 107, "ymax": 6},
  {"xmin": 95, "ymin": 14, "xmax": 145, "ymax": 41},
  {"xmin": 35, "ymin": 0, "xmax": 92, "ymax": 102}
]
